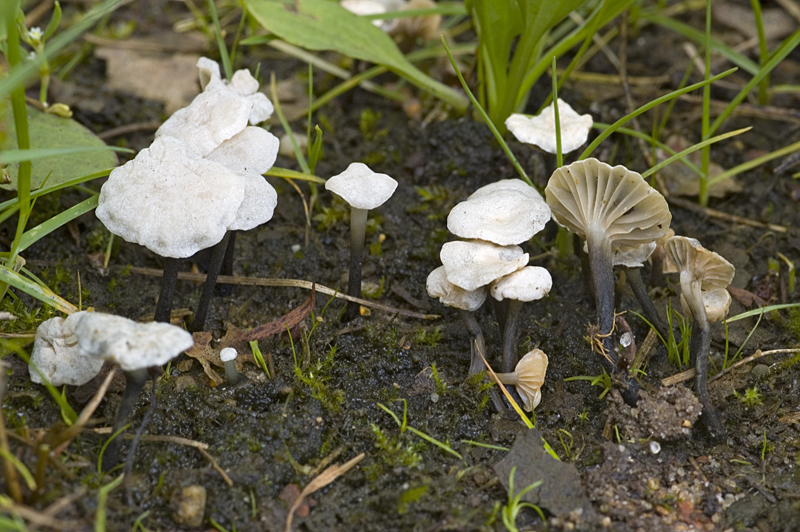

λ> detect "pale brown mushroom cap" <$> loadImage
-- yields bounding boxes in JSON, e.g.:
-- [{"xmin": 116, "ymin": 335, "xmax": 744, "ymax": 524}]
[
  {"xmin": 613, "ymin": 242, "xmax": 656, "ymax": 268},
  {"xmin": 426, "ymin": 266, "xmax": 487, "ymax": 312},
  {"xmin": 447, "ymin": 181, "xmax": 550, "ymax": 246},
  {"xmin": 545, "ymin": 158, "xmax": 672, "ymax": 251},
  {"xmin": 490, "ymin": 266, "xmax": 552, "ymax": 302},
  {"xmin": 664, "ymin": 236, "xmax": 735, "ymax": 290},
  {"xmin": 514, "ymin": 348, "xmax": 548, "ymax": 411},
  {"xmin": 680, "ymin": 288, "xmax": 731, "ymax": 323},
  {"xmin": 440, "ymin": 240, "xmax": 528, "ymax": 291}
]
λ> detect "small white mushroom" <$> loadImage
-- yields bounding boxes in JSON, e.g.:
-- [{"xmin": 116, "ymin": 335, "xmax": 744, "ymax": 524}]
[
  {"xmin": 76, "ymin": 312, "xmax": 194, "ymax": 470},
  {"xmin": 28, "ymin": 311, "xmax": 103, "ymax": 387},
  {"xmin": 490, "ymin": 267, "xmax": 552, "ymax": 372},
  {"xmin": 447, "ymin": 180, "xmax": 551, "ymax": 246},
  {"xmin": 427, "ymin": 266, "xmax": 488, "ymax": 374},
  {"xmin": 494, "ymin": 349, "xmax": 549, "ymax": 411},
  {"xmin": 505, "ymin": 99, "xmax": 593, "ymax": 154},
  {"xmin": 440, "ymin": 240, "xmax": 528, "ymax": 292},
  {"xmin": 325, "ymin": 162, "xmax": 398, "ymax": 318},
  {"xmin": 219, "ymin": 347, "xmax": 241, "ymax": 385}
]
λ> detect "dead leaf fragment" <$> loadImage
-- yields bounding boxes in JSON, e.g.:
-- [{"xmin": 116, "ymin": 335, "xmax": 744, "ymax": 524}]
[{"xmin": 240, "ymin": 285, "xmax": 316, "ymax": 342}]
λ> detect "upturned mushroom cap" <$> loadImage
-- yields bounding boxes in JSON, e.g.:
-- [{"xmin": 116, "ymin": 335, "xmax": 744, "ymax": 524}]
[
  {"xmin": 680, "ymin": 288, "xmax": 732, "ymax": 323},
  {"xmin": 505, "ymin": 99, "xmax": 593, "ymax": 154},
  {"xmin": 440, "ymin": 240, "xmax": 529, "ymax": 291},
  {"xmin": 513, "ymin": 348, "xmax": 548, "ymax": 411},
  {"xmin": 490, "ymin": 266, "xmax": 552, "ymax": 302},
  {"xmin": 96, "ymin": 136, "xmax": 246, "ymax": 258},
  {"xmin": 447, "ymin": 181, "xmax": 551, "ymax": 246},
  {"xmin": 76, "ymin": 313, "xmax": 194, "ymax": 372},
  {"xmin": 545, "ymin": 158, "xmax": 672, "ymax": 251},
  {"xmin": 426, "ymin": 266, "xmax": 487, "ymax": 312},
  {"xmin": 29, "ymin": 311, "xmax": 104, "ymax": 386},
  {"xmin": 325, "ymin": 162, "xmax": 398, "ymax": 210},
  {"xmin": 664, "ymin": 236, "xmax": 735, "ymax": 290}
]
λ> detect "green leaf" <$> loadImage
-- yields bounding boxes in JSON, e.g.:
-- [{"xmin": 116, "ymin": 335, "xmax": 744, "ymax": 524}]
[
  {"xmin": 244, "ymin": 0, "xmax": 467, "ymax": 113},
  {"xmin": 1, "ymin": 105, "xmax": 119, "ymax": 190}
]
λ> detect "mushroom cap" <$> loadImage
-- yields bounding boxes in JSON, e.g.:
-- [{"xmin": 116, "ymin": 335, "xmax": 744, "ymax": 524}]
[
  {"xmin": 467, "ymin": 178, "xmax": 541, "ymax": 201},
  {"xmin": 680, "ymin": 288, "xmax": 731, "ymax": 323},
  {"xmin": 505, "ymin": 99, "xmax": 593, "ymax": 154},
  {"xmin": 440, "ymin": 240, "xmax": 529, "ymax": 291},
  {"xmin": 229, "ymin": 171, "xmax": 279, "ymax": 231},
  {"xmin": 340, "ymin": 0, "xmax": 402, "ymax": 32},
  {"xmin": 96, "ymin": 136, "xmax": 246, "ymax": 258},
  {"xmin": 325, "ymin": 162, "xmax": 398, "ymax": 210},
  {"xmin": 205, "ymin": 126, "xmax": 279, "ymax": 176},
  {"xmin": 545, "ymin": 158, "xmax": 672, "ymax": 251},
  {"xmin": 76, "ymin": 312, "xmax": 194, "ymax": 372},
  {"xmin": 447, "ymin": 182, "xmax": 551, "ymax": 246},
  {"xmin": 220, "ymin": 347, "xmax": 238, "ymax": 362},
  {"xmin": 513, "ymin": 348, "xmax": 548, "ymax": 411},
  {"xmin": 490, "ymin": 266, "xmax": 552, "ymax": 302},
  {"xmin": 426, "ymin": 266, "xmax": 487, "ymax": 312},
  {"xmin": 613, "ymin": 242, "xmax": 656, "ymax": 268},
  {"xmin": 397, "ymin": 0, "xmax": 441, "ymax": 41},
  {"xmin": 29, "ymin": 312, "xmax": 104, "ymax": 387},
  {"xmin": 664, "ymin": 236, "xmax": 735, "ymax": 290}
]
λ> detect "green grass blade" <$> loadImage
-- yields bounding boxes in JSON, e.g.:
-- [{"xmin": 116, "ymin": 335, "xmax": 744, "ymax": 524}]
[
  {"xmin": 95, "ymin": 474, "xmax": 125, "ymax": 532},
  {"xmin": 578, "ymin": 67, "xmax": 737, "ymax": 160},
  {"xmin": 709, "ymin": 139, "xmax": 800, "ymax": 185},
  {"xmin": 207, "ymin": 0, "xmax": 232, "ymax": 80},
  {"xmin": 18, "ymin": 195, "xmax": 98, "ymax": 253},
  {"xmin": 0, "ymin": 267, "xmax": 77, "ymax": 314},
  {"xmin": 0, "ymin": 450, "xmax": 36, "ymax": 490},
  {"xmin": 641, "ymin": 127, "xmax": 750, "ymax": 179},
  {"xmin": 265, "ymin": 166, "xmax": 325, "ymax": 184},
  {"xmin": 724, "ymin": 303, "xmax": 800, "ymax": 323},
  {"xmin": 406, "ymin": 426, "xmax": 463, "ymax": 460},
  {"xmin": 0, "ymin": 146, "xmax": 131, "ymax": 164}
]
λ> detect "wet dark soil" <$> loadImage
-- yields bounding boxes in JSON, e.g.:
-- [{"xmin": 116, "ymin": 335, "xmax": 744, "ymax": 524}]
[{"xmin": 4, "ymin": 1, "xmax": 800, "ymax": 531}]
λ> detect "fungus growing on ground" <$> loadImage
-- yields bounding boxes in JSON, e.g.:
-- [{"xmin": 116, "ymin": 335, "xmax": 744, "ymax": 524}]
[
  {"xmin": 439, "ymin": 240, "xmax": 528, "ymax": 292},
  {"xmin": 325, "ymin": 162, "xmax": 397, "ymax": 319},
  {"xmin": 493, "ymin": 348, "xmax": 548, "ymax": 412},
  {"xmin": 426, "ymin": 266, "xmax": 488, "ymax": 374},
  {"xmin": 665, "ymin": 236, "xmax": 735, "ymax": 438},
  {"xmin": 613, "ymin": 243, "xmax": 670, "ymax": 342},
  {"xmin": 28, "ymin": 311, "xmax": 102, "ymax": 386},
  {"xmin": 220, "ymin": 347, "xmax": 241, "ymax": 385},
  {"xmin": 505, "ymin": 99, "xmax": 593, "ymax": 154},
  {"xmin": 447, "ymin": 179, "xmax": 551, "ymax": 246},
  {"xmin": 76, "ymin": 312, "xmax": 194, "ymax": 470},
  {"xmin": 489, "ymin": 267, "xmax": 552, "ymax": 372},
  {"xmin": 97, "ymin": 58, "xmax": 279, "ymax": 328},
  {"xmin": 545, "ymin": 159, "xmax": 671, "ymax": 401}
]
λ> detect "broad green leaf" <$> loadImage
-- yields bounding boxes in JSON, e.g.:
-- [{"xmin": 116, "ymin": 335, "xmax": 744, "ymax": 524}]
[
  {"xmin": 1, "ymin": 105, "xmax": 119, "ymax": 190},
  {"xmin": 244, "ymin": 0, "xmax": 467, "ymax": 113}
]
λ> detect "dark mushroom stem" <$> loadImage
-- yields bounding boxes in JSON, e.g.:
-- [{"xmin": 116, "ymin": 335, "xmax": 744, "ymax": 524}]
[
  {"xmin": 500, "ymin": 300, "xmax": 523, "ymax": 373},
  {"xmin": 154, "ymin": 257, "xmax": 181, "ymax": 323},
  {"xmin": 215, "ymin": 230, "xmax": 237, "ymax": 297},
  {"xmin": 626, "ymin": 267, "xmax": 671, "ymax": 342},
  {"xmin": 587, "ymin": 232, "xmax": 640, "ymax": 405},
  {"xmin": 101, "ymin": 366, "xmax": 150, "ymax": 471},
  {"xmin": 681, "ymin": 274, "xmax": 726, "ymax": 439},
  {"xmin": 345, "ymin": 207, "xmax": 369, "ymax": 320},
  {"xmin": 457, "ymin": 309, "xmax": 487, "ymax": 375},
  {"xmin": 191, "ymin": 231, "xmax": 231, "ymax": 332}
]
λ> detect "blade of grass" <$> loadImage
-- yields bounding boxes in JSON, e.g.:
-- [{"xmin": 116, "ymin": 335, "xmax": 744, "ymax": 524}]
[
  {"xmin": 0, "ymin": 267, "xmax": 77, "ymax": 314},
  {"xmin": 724, "ymin": 303, "xmax": 800, "ymax": 323},
  {"xmin": 207, "ymin": 0, "xmax": 232, "ymax": 80},
  {"xmin": 95, "ymin": 474, "xmax": 124, "ymax": 532},
  {"xmin": 0, "ymin": 146, "xmax": 131, "ymax": 164},
  {"xmin": 17, "ymin": 195, "xmax": 98, "ymax": 253},
  {"xmin": 641, "ymin": 127, "xmax": 750, "ymax": 179},
  {"xmin": 699, "ymin": 0, "xmax": 712, "ymax": 206},
  {"xmin": 709, "ymin": 138, "xmax": 800, "ymax": 185},
  {"xmin": 266, "ymin": 167, "xmax": 325, "ymax": 184},
  {"xmin": 270, "ymin": 73, "xmax": 310, "ymax": 174},
  {"xmin": 552, "ymin": 56, "xmax": 563, "ymax": 168},
  {"xmin": 578, "ymin": 67, "xmax": 737, "ymax": 160},
  {"xmin": 750, "ymin": 0, "xmax": 769, "ymax": 104},
  {"xmin": 441, "ymin": 37, "xmax": 533, "ymax": 188}
]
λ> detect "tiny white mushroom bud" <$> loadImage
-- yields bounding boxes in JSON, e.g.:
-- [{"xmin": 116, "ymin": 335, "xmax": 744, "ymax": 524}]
[{"xmin": 220, "ymin": 347, "xmax": 241, "ymax": 385}]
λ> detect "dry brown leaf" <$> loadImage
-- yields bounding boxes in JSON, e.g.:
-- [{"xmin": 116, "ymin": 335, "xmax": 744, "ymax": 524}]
[
  {"xmin": 285, "ymin": 453, "xmax": 364, "ymax": 532},
  {"xmin": 183, "ymin": 332, "xmax": 223, "ymax": 385},
  {"xmin": 240, "ymin": 285, "xmax": 316, "ymax": 342},
  {"xmin": 94, "ymin": 48, "xmax": 201, "ymax": 113}
]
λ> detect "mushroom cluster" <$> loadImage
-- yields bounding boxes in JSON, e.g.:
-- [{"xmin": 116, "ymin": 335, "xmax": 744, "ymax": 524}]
[
  {"xmin": 96, "ymin": 57, "xmax": 280, "ymax": 329},
  {"xmin": 427, "ymin": 179, "xmax": 552, "ymax": 392}
]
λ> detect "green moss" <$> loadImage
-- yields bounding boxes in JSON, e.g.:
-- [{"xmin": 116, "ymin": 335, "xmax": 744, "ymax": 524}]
[
  {"xmin": 294, "ymin": 345, "xmax": 345, "ymax": 412},
  {"xmin": 359, "ymin": 109, "xmax": 387, "ymax": 140},
  {"xmin": 413, "ymin": 326, "xmax": 442, "ymax": 347},
  {"xmin": 735, "ymin": 386, "xmax": 764, "ymax": 408},
  {"xmin": 430, "ymin": 364, "xmax": 447, "ymax": 396},
  {"xmin": 370, "ymin": 423, "xmax": 423, "ymax": 468},
  {"xmin": 397, "ymin": 484, "xmax": 429, "ymax": 514}
]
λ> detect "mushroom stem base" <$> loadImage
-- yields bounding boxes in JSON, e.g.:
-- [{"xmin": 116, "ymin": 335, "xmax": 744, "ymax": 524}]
[
  {"xmin": 345, "ymin": 208, "xmax": 368, "ymax": 320},
  {"xmin": 501, "ymin": 300, "xmax": 523, "ymax": 373},
  {"xmin": 692, "ymin": 320, "xmax": 726, "ymax": 439},
  {"xmin": 458, "ymin": 309, "xmax": 487, "ymax": 375},
  {"xmin": 154, "ymin": 257, "xmax": 180, "ymax": 323},
  {"xmin": 587, "ymin": 236, "xmax": 617, "ymax": 368},
  {"xmin": 627, "ymin": 268, "xmax": 671, "ymax": 342}
]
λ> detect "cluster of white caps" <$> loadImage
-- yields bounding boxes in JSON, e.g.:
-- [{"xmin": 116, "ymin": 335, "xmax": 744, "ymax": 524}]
[
  {"xmin": 426, "ymin": 179, "xmax": 553, "ymax": 312},
  {"xmin": 28, "ymin": 311, "xmax": 194, "ymax": 387},
  {"xmin": 95, "ymin": 57, "xmax": 280, "ymax": 259}
]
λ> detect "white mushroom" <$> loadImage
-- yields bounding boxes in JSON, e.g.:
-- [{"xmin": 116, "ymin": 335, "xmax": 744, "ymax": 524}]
[
  {"xmin": 28, "ymin": 311, "xmax": 102, "ymax": 387},
  {"xmin": 325, "ymin": 162, "xmax": 398, "ymax": 318},
  {"xmin": 490, "ymin": 267, "xmax": 552, "ymax": 372},
  {"xmin": 76, "ymin": 312, "xmax": 194, "ymax": 470},
  {"xmin": 220, "ymin": 347, "xmax": 241, "ymax": 385},
  {"xmin": 440, "ymin": 240, "xmax": 528, "ymax": 292},
  {"xmin": 427, "ymin": 266, "xmax": 488, "ymax": 374},
  {"xmin": 505, "ymin": 99, "xmax": 593, "ymax": 154},
  {"xmin": 447, "ymin": 180, "xmax": 551, "ymax": 246}
]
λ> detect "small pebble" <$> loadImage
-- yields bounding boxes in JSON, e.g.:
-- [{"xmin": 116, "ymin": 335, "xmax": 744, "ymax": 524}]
[
  {"xmin": 172, "ymin": 485, "xmax": 206, "ymax": 527},
  {"xmin": 430, "ymin": 392, "xmax": 440, "ymax": 403},
  {"xmin": 650, "ymin": 441, "xmax": 661, "ymax": 454}
]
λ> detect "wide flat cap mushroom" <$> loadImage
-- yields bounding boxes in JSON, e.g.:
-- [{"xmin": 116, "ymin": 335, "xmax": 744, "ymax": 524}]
[
  {"xmin": 28, "ymin": 311, "xmax": 103, "ymax": 386},
  {"xmin": 440, "ymin": 240, "xmax": 529, "ymax": 292},
  {"xmin": 505, "ymin": 99, "xmax": 593, "ymax": 154},
  {"xmin": 447, "ymin": 181, "xmax": 551, "ymax": 246},
  {"xmin": 76, "ymin": 312, "xmax": 194, "ymax": 372}
]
